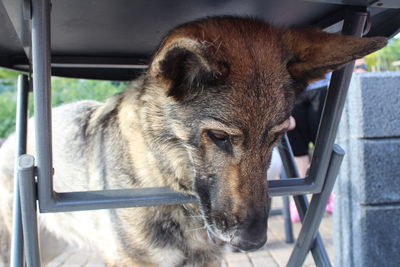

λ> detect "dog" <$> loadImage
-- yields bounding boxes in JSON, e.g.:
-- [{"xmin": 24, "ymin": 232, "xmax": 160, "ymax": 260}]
[{"xmin": 0, "ymin": 17, "xmax": 386, "ymax": 266}]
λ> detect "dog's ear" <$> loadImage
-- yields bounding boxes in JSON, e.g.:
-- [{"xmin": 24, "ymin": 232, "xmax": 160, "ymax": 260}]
[
  {"xmin": 149, "ymin": 38, "xmax": 229, "ymax": 101},
  {"xmin": 285, "ymin": 27, "xmax": 387, "ymax": 92}
]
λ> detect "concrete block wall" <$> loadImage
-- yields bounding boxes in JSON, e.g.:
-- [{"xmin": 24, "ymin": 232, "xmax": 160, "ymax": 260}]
[{"xmin": 335, "ymin": 72, "xmax": 400, "ymax": 267}]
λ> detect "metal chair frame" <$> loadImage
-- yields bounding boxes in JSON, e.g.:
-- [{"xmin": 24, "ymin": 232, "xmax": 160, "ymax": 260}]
[{"xmin": 9, "ymin": 0, "xmax": 371, "ymax": 266}]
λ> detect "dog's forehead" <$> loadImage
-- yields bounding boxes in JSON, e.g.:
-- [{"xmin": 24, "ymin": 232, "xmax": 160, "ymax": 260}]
[
  {"xmin": 196, "ymin": 81, "xmax": 293, "ymax": 134},
  {"xmin": 225, "ymin": 86, "xmax": 292, "ymax": 131},
  {"xmin": 169, "ymin": 17, "xmax": 295, "ymax": 128},
  {"xmin": 168, "ymin": 17, "xmax": 287, "ymax": 71}
]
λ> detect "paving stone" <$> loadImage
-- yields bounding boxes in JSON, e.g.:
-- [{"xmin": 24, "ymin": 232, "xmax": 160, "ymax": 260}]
[
  {"xmin": 247, "ymin": 250, "xmax": 278, "ymax": 267},
  {"xmin": 221, "ymin": 258, "xmax": 229, "ymax": 267},
  {"xmin": 224, "ymin": 252, "xmax": 253, "ymax": 267}
]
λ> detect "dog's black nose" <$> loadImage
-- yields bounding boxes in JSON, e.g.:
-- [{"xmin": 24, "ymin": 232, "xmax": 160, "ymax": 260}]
[
  {"xmin": 230, "ymin": 234, "xmax": 267, "ymax": 251},
  {"xmin": 229, "ymin": 212, "xmax": 268, "ymax": 251}
]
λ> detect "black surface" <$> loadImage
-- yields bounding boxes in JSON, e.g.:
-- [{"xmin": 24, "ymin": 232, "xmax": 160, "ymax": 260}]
[{"xmin": 1, "ymin": 0, "xmax": 400, "ymax": 80}]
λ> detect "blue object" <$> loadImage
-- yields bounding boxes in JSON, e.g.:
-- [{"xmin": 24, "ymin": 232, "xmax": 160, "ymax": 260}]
[{"xmin": 307, "ymin": 73, "xmax": 332, "ymax": 90}]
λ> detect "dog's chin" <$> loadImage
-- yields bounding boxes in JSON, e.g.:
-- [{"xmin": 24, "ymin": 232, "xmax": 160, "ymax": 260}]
[
  {"xmin": 207, "ymin": 225, "xmax": 267, "ymax": 252},
  {"xmin": 205, "ymin": 224, "xmax": 266, "ymax": 252},
  {"xmin": 229, "ymin": 235, "xmax": 267, "ymax": 252},
  {"xmin": 204, "ymin": 223, "xmax": 232, "ymax": 243}
]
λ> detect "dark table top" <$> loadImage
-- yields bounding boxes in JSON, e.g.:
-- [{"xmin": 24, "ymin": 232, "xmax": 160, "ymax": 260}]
[{"xmin": 1, "ymin": 0, "xmax": 399, "ymax": 80}]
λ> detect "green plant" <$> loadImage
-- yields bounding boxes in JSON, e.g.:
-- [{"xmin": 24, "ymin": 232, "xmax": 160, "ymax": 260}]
[
  {"xmin": 365, "ymin": 38, "xmax": 400, "ymax": 71},
  {"xmin": 0, "ymin": 73, "xmax": 129, "ymax": 138},
  {"xmin": 0, "ymin": 68, "xmax": 19, "ymax": 79},
  {"xmin": 50, "ymin": 77, "xmax": 128, "ymax": 106},
  {"xmin": 0, "ymin": 91, "xmax": 17, "ymax": 138}
]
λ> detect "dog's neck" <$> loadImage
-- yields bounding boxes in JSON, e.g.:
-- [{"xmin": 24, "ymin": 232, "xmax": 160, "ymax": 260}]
[{"xmin": 117, "ymin": 76, "xmax": 196, "ymax": 194}]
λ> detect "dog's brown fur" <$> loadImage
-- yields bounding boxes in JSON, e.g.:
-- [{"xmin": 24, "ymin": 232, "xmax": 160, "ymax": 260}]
[{"xmin": 0, "ymin": 17, "xmax": 386, "ymax": 266}]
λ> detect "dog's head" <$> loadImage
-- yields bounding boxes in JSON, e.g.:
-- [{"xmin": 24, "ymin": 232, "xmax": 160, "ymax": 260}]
[{"xmin": 147, "ymin": 17, "xmax": 386, "ymax": 251}]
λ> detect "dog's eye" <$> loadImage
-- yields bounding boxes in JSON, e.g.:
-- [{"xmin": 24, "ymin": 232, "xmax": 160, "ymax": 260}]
[{"xmin": 207, "ymin": 130, "xmax": 232, "ymax": 153}]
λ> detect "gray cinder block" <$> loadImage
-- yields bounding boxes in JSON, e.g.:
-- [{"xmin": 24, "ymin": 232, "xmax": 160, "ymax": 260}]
[
  {"xmin": 334, "ymin": 72, "xmax": 400, "ymax": 267},
  {"xmin": 334, "ymin": 203, "xmax": 400, "ymax": 267},
  {"xmin": 337, "ymin": 72, "xmax": 400, "ymax": 141},
  {"xmin": 336, "ymin": 138, "xmax": 400, "ymax": 205}
]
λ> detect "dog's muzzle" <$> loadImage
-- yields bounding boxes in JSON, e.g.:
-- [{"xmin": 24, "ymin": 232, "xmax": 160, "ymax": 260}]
[
  {"xmin": 230, "ymin": 231, "xmax": 267, "ymax": 251},
  {"xmin": 229, "ymin": 217, "xmax": 268, "ymax": 251}
]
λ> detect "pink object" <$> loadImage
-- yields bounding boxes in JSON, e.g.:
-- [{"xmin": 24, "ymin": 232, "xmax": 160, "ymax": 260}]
[
  {"xmin": 290, "ymin": 200, "xmax": 300, "ymax": 222},
  {"xmin": 289, "ymin": 194, "xmax": 334, "ymax": 223},
  {"xmin": 325, "ymin": 194, "xmax": 334, "ymax": 213}
]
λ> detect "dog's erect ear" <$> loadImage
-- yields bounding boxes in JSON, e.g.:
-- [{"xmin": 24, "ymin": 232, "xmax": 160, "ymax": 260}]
[
  {"xmin": 285, "ymin": 27, "xmax": 387, "ymax": 88},
  {"xmin": 149, "ymin": 38, "xmax": 229, "ymax": 101}
]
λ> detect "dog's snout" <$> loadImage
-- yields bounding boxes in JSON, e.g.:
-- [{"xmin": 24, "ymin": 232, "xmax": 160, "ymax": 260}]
[
  {"xmin": 229, "ymin": 214, "xmax": 268, "ymax": 251},
  {"xmin": 230, "ymin": 231, "xmax": 267, "ymax": 251}
]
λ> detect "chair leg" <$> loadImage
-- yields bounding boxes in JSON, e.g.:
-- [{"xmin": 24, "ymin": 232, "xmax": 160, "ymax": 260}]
[
  {"xmin": 278, "ymin": 136, "xmax": 331, "ymax": 266},
  {"xmin": 18, "ymin": 155, "xmax": 41, "ymax": 267},
  {"xmin": 282, "ymin": 196, "xmax": 294, "ymax": 244},
  {"xmin": 287, "ymin": 145, "xmax": 344, "ymax": 267},
  {"xmin": 279, "ymin": 170, "xmax": 295, "ymax": 244},
  {"xmin": 10, "ymin": 75, "xmax": 30, "ymax": 267}
]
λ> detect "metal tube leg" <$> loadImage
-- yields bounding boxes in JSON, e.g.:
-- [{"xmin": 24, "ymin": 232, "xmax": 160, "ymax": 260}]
[
  {"xmin": 18, "ymin": 155, "xmax": 41, "ymax": 267},
  {"xmin": 292, "ymin": 199, "xmax": 331, "ymax": 267},
  {"xmin": 282, "ymin": 196, "xmax": 294, "ymax": 244},
  {"xmin": 278, "ymin": 135, "xmax": 301, "ymax": 179},
  {"xmin": 287, "ymin": 145, "xmax": 345, "ymax": 267},
  {"xmin": 10, "ymin": 75, "xmax": 30, "ymax": 267},
  {"xmin": 279, "ymin": 170, "xmax": 294, "ymax": 244},
  {"xmin": 287, "ymin": 9, "xmax": 367, "ymax": 266},
  {"xmin": 306, "ymin": 8, "xmax": 368, "ymax": 191},
  {"xmin": 32, "ymin": 0, "xmax": 55, "ymax": 211},
  {"xmin": 278, "ymin": 135, "xmax": 331, "ymax": 266}
]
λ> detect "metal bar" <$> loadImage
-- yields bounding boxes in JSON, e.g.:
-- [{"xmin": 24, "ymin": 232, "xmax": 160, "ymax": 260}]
[
  {"xmin": 287, "ymin": 145, "xmax": 345, "ymax": 267},
  {"xmin": 14, "ymin": 63, "xmax": 148, "ymax": 69},
  {"xmin": 18, "ymin": 154, "xmax": 41, "ymax": 267},
  {"xmin": 269, "ymin": 135, "xmax": 316, "ymax": 196},
  {"xmin": 277, "ymin": 135, "xmax": 301, "ymax": 179},
  {"xmin": 280, "ymin": 9, "xmax": 368, "ymax": 266},
  {"xmin": 278, "ymin": 135, "xmax": 331, "ymax": 266},
  {"xmin": 42, "ymin": 189, "xmax": 198, "ymax": 213},
  {"xmin": 280, "ymin": 168, "xmax": 294, "ymax": 244},
  {"xmin": 269, "ymin": 7, "xmax": 369, "ymax": 197},
  {"xmin": 34, "ymin": 181, "xmax": 336, "ymax": 213},
  {"xmin": 282, "ymin": 196, "xmax": 294, "ymax": 244},
  {"xmin": 268, "ymin": 178, "xmax": 312, "ymax": 196},
  {"xmin": 10, "ymin": 75, "xmax": 30, "ymax": 267},
  {"xmin": 269, "ymin": 209, "xmax": 283, "ymax": 216},
  {"xmin": 305, "ymin": 7, "xmax": 368, "ymax": 193},
  {"xmin": 50, "ymin": 63, "xmax": 148, "ymax": 69},
  {"xmin": 31, "ymin": 0, "xmax": 55, "ymax": 212}
]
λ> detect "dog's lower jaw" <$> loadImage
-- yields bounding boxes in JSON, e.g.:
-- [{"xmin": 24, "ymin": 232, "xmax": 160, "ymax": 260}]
[
  {"xmin": 230, "ymin": 235, "xmax": 267, "ymax": 252},
  {"xmin": 205, "ymin": 222, "xmax": 233, "ymax": 244}
]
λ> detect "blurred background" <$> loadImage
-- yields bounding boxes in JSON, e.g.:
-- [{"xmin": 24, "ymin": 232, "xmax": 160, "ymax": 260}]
[{"xmin": 0, "ymin": 70, "xmax": 129, "ymax": 140}]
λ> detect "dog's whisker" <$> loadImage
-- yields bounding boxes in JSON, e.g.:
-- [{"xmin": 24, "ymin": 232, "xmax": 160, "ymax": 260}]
[
  {"xmin": 188, "ymin": 215, "xmax": 204, "ymax": 218},
  {"xmin": 184, "ymin": 214, "xmax": 203, "ymax": 218},
  {"xmin": 186, "ymin": 226, "xmax": 207, "ymax": 232}
]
